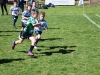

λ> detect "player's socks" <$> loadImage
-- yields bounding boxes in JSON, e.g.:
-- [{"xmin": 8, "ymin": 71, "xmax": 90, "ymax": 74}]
[
  {"xmin": 28, "ymin": 45, "xmax": 34, "ymax": 56},
  {"xmin": 6, "ymin": 12, "xmax": 8, "ymax": 15},
  {"xmin": 35, "ymin": 38, "xmax": 39, "ymax": 45},
  {"xmin": 13, "ymin": 19, "xmax": 17, "ymax": 28},
  {"xmin": 29, "ymin": 45, "xmax": 34, "ymax": 52}
]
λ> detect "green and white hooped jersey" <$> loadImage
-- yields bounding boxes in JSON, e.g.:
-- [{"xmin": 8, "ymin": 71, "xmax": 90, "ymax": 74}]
[{"xmin": 24, "ymin": 16, "xmax": 36, "ymax": 34}]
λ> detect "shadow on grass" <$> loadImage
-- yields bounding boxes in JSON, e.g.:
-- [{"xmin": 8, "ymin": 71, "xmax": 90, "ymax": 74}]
[
  {"xmin": 17, "ymin": 49, "xmax": 42, "ymax": 53},
  {"xmin": 17, "ymin": 45, "xmax": 76, "ymax": 58},
  {"xmin": 0, "ymin": 35, "xmax": 12, "ymax": 36},
  {"xmin": 48, "ymin": 28, "xmax": 60, "ymax": 30},
  {"xmin": 0, "ymin": 30, "xmax": 20, "ymax": 33},
  {"xmin": 17, "ymin": 51, "xmax": 28, "ymax": 53},
  {"xmin": 36, "ymin": 45, "xmax": 76, "ymax": 56},
  {"xmin": 39, "ymin": 49, "xmax": 75, "ymax": 56},
  {"xmin": 0, "ymin": 58, "xmax": 25, "ymax": 64},
  {"xmin": 38, "ymin": 46, "xmax": 76, "ymax": 49},
  {"xmin": 40, "ymin": 38, "xmax": 63, "ymax": 41}
]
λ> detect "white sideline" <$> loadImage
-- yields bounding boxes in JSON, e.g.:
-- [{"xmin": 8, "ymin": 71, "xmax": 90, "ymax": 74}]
[
  {"xmin": 83, "ymin": 14, "xmax": 100, "ymax": 28},
  {"xmin": 95, "ymin": 14, "xmax": 100, "ymax": 18}
]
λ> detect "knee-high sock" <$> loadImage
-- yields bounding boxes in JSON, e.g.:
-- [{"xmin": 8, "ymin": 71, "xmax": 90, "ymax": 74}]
[
  {"xmin": 13, "ymin": 19, "xmax": 17, "ymax": 27},
  {"xmin": 29, "ymin": 45, "xmax": 34, "ymax": 52},
  {"xmin": 35, "ymin": 38, "xmax": 39, "ymax": 45}
]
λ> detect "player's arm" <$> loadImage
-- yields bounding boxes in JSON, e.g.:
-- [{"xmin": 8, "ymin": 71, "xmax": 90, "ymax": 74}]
[
  {"xmin": 18, "ymin": 10, "xmax": 20, "ymax": 15},
  {"xmin": 44, "ymin": 27, "xmax": 48, "ymax": 32},
  {"xmin": 22, "ymin": 11, "xmax": 29, "ymax": 19},
  {"xmin": 18, "ymin": 7, "xmax": 20, "ymax": 15},
  {"xmin": 22, "ymin": 15, "xmax": 29, "ymax": 19},
  {"xmin": 33, "ymin": 23, "xmax": 41, "ymax": 27},
  {"xmin": 35, "ymin": 19, "xmax": 39, "ymax": 23},
  {"xmin": 42, "ymin": 21, "xmax": 48, "ymax": 31}
]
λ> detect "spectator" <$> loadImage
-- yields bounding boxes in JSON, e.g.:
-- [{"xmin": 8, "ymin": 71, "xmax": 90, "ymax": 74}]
[
  {"xmin": 26, "ymin": 0, "xmax": 35, "ymax": 6},
  {"xmin": 0, "ymin": 0, "xmax": 8, "ymax": 15},
  {"xmin": 18, "ymin": 0, "xmax": 25, "ymax": 12}
]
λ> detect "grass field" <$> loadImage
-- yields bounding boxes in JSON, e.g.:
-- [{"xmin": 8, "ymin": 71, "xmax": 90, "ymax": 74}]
[{"xmin": 0, "ymin": 6, "xmax": 100, "ymax": 75}]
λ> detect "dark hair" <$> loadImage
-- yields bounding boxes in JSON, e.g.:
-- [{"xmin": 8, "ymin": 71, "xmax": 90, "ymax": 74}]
[
  {"xmin": 13, "ymin": 1, "xmax": 17, "ymax": 4},
  {"xmin": 31, "ymin": 9, "xmax": 38, "ymax": 15},
  {"xmin": 13, "ymin": 0, "xmax": 17, "ymax": 3},
  {"xmin": 31, "ymin": 9, "xmax": 35, "ymax": 12}
]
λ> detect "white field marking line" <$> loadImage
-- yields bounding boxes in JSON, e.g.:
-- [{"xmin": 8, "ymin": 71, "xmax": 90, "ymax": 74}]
[
  {"xmin": 95, "ymin": 14, "xmax": 100, "ymax": 18},
  {"xmin": 83, "ymin": 14, "xmax": 100, "ymax": 28}
]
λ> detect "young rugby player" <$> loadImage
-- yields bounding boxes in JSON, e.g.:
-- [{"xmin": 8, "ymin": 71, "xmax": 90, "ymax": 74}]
[
  {"xmin": 34, "ymin": 12, "xmax": 48, "ymax": 49},
  {"xmin": 10, "ymin": 1, "xmax": 20, "ymax": 28},
  {"xmin": 19, "ymin": 5, "xmax": 31, "ymax": 38},
  {"xmin": 12, "ymin": 10, "xmax": 42, "ymax": 56},
  {"xmin": 31, "ymin": 1, "xmax": 39, "ymax": 13},
  {"xmin": 21, "ymin": 4, "xmax": 31, "ymax": 30}
]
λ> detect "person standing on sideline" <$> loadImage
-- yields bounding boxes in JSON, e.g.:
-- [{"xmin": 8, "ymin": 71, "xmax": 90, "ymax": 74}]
[
  {"xmin": 0, "ymin": 0, "xmax": 8, "ymax": 15},
  {"xmin": 18, "ymin": 0, "xmax": 25, "ymax": 12},
  {"xmin": 26, "ymin": 0, "xmax": 35, "ymax": 6}
]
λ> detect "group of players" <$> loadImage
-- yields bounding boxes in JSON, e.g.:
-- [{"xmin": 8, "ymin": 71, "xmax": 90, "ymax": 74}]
[{"xmin": 11, "ymin": 1, "xmax": 48, "ymax": 56}]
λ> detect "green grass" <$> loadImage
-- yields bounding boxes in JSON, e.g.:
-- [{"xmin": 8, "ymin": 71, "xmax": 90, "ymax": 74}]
[{"xmin": 0, "ymin": 6, "xmax": 100, "ymax": 75}]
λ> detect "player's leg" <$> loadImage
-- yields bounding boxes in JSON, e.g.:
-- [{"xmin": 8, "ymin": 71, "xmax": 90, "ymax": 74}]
[
  {"xmin": 21, "ymin": 4, "xmax": 24, "ymax": 12},
  {"xmin": 19, "ymin": 22, "xmax": 25, "ymax": 39},
  {"xmin": 3, "ymin": 3, "xmax": 8, "ymax": 15},
  {"xmin": 15, "ymin": 16, "xmax": 18, "ymax": 27},
  {"xmin": 34, "ymin": 34, "xmax": 41, "ymax": 48},
  {"xmin": 12, "ymin": 38, "xmax": 24, "ymax": 49},
  {"xmin": 21, "ymin": 22, "xmax": 26, "ymax": 30},
  {"xmin": 12, "ymin": 31, "xmax": 27, "ymax": 49},
  {"xmin": 1, "ymin": 4, "xmax": 4, "ymax": 15},
  {"xmin": 12, "ymin": 15, "xmax": 16, "ymax": 27},
  {"xmin": 34, "ymin": 31, "xmax": 42, "ymax": 49},
  {"xmin": 35, "ymin": 34, "xmax": 41, "ymax": 44},
  {"xmin": 13, "ymin": 16, "xmax": 18, "ymax": 28},
  {"xmin": 28, "ymin": 36, "xmax": 36, "ymax": 56}
]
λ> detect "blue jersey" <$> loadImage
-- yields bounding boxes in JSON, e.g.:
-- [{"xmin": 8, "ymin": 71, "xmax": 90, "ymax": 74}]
[
  {"xmin": 21, "ymin": 10, "xmax": 31, "ymax": 23},
  {"xmin": 34, "ymin": 19, "xmax": 48, "ymax": 32},
  {"xmin": 10, "ymin": 6, "xmax": 20, "ymax": 16}
]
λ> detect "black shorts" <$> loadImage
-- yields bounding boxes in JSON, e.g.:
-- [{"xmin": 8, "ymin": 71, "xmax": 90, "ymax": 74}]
[
  {"xmin": 12, "ymin": 15, "xmax": 18, "ymax": 20},
  {"xmin": 35, "ymin": 31, "xmax": 42, "ymax": 35},
  {"xmin": 22, "ymin": 22, "xmax": 26, "ymax": 27},
  {"xmin": 20, "ymin": 31, "xmax": 33, "ymax": 39}
]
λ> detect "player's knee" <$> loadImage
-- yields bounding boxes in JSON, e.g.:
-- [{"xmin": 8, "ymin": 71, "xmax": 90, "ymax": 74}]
[
  {"xmin": 38, "ymin": 36, "xmax": 41, "ymax": 39},
  {"xmin": 19, "ymin": 40, "xmax": 23, "ymax": 44}
]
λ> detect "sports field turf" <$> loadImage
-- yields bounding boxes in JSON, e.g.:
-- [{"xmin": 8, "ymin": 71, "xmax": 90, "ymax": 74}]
[{"xmin": 0, "ymin": 6, "xmax": 100, "ymax": 75}]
